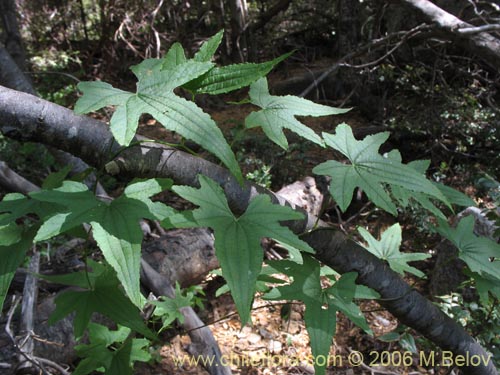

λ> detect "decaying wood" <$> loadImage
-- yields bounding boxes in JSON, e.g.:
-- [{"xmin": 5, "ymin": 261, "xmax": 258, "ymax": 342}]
[
  {"xmin": 397, "ymin": 0, "xmax": 500, "ymax": 67},
  {"xmin": 142, "ymin": 228, "xmax": 218, "ymax": 287},
  {"xmin": 277, "ymin": 176, "xmax": 324, "ymax": 217},
  {"xmin": 0, "ymin": 161, "xmax": 40, "ymax": 195},
  {"xmin": 16, "ymin": 251, "xmax": 40, "ymax": 373}
]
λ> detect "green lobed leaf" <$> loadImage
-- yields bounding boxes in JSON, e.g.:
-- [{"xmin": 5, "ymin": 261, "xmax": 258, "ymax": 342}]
[
  {"xmin": 313, "ymin": 124, "xmax": 449, "ymax": 215},
  {"xmin": 73, "ymin": 323, "xmax": 150, "ymax": 375},
  {"xmin": 32, "ymin": 179, "xmax": 172, "ymax": 307},
  {"xmin": 74, "ymin": 81, "xmax": 132, "ymax": 114},
  {"xmin": 48, "ymin": 264, "xmax": 156, "ymax": 340},
  {"xmin": 264, "ymin": 257, "xmax": 371, "ymax": 375},
  {"xmin": 358, "ymin": 224, "xmax": 430, "ymax": 278},
  {"xmin": 73, "ymin": 324, "xmax": 127, "ymax": 375},
  {"xmin": 184, "ymin": 53, "xmax": 292, "ymax": 95},
  {"xmin": 246, "ymin": 77, "xmax": 350, "ymax": 149},
  {"xmin": 152, "ymin": 283, "xmax": 194, "ymax": 330},
  {"xmin": 326, "ymin": 273, "xmax": 372, "ymax": 334},
  {"xmin": 164, "ymin": 175, "xmax": 311, "ymax": 325},
  {"xmin": 75, "ymin": 54, "xmax": 243, "ymax": 182},
  {"xmin": 436, "ymin": 216, "xmax": 500, "ymax": 281}
]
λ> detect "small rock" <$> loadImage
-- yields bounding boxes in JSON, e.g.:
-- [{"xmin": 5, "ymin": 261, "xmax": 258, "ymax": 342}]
[
  {"xmin": 247, "ymin": 333, "xmax": 262, "ymax": 344},
  {"xmin": 258, "ymin": 327, "xmax": 273, "ymax": 340},
  {"xmin": 268, "ymin": 340, "xmax": 282, "ymax": 353}
]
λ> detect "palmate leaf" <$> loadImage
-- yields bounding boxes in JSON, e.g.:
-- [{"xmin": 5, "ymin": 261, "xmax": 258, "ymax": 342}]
[
  {"xmin": 152, "ymin": 283, "xmax": 194, "ymax": 330},
  {"xmin": 73, "ymin": 324, "xmax": 132, "ymax": 375},
  {"xmin": 436, "ymin": 216, "xmax": 500, "ymax": 281},
  {"xmin": 245, "ymin": 78, "xmax": 350, "ymax": 149},
  {"xmin": 48, "ymin": 263, "xmax": 156, "ymax": 340},
  {"xmin": 0, "ymin": 192, "xmax": 60, "ymax": 226},
  {"xmin": 313, "ymin": 124, "xmax": 449, "ymax": 215},
  {"xmin": 358, "ymin": 224, "xmax": 430, "ymax": 278},
  {"xmin": 32, "ymin": 179, "xmax": 173, "ymax": 307},
  {"xmin": 163, "ymin": 175, "xmax": 312, "ymax": 325},
  {"xmin": 264, "ymin": 257, "xmax": 370, "ymax": 375},
  {"xmin": 75, "ymin": 43, "xmax": 243, "ymax": 183}
]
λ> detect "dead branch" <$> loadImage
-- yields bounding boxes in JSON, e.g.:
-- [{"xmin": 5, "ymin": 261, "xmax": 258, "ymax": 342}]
[
  {"xmin": 0, "ymin": 161, "xmax": 40, "ymax": 194},
  {"xmin": 17, "ymin": 251, "xmax": 40, "ymax": 373},
  {"xmin": 397, "ymin": 0, "xmax": 500, "ymax": 67},
  {"xmin": 141, "ymin": 259, "xmax": 232, "ymax": 375},
  {"xmin": 299, "ymin": 23, "xmax": 433, "ymax": 97}
]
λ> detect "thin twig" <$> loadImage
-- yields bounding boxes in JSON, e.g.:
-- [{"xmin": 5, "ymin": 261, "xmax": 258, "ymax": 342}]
[
  {"xmin": 5, "ymin": 296, "xmax": 51, "ymax": 374},
  {"xmin": 299, "ymin": 24, "xmax": 433, "ymax": 97},
  {"xmin": 456, "ymin": 23, "xmax": 500, "ymax": 34},
  {"xmin": 33, "ymin": 356, "xmax": 71, "ymax": 375}
]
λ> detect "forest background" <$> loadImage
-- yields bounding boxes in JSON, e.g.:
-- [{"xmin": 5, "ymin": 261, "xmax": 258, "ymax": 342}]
[{"xmin": 0, "ymin": 1, "xmax": 500, "ymax": 375}]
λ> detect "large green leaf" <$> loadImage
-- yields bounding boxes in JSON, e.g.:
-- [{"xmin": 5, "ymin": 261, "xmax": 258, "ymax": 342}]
[
  {"xmin": 246, "ymin": 77, "xmax": 349, "ymax": 149},
  {"xmin": 436, "ymin": 216, "xmax": 500, "ymax": 281},
  {"xmin": 32, "ymin": 179, "xmax": 173, "ymax": 307},
  {"xmin": 264, "ymin": 257, "xmax": 371, "ymax": 375},
  {"xmin": 358, "ymin": 224, "xmax": 430, "ymax": 278},
  {"xmin": 73, "ymin": 82, "xmax": 131, "ymax": 114},
  {"xmin": 0, "ymin": 192, "xmax": 60, "ymax": 225},
  {"xmin": 164, "ymin": 175, "xmax": 312, "ymax": 325},
  {"xmin": 73, "ymin": 323, "xmax": 151, "ymax": 375},
  {"xmin": 48, "ymin": 263, "xmax": 156, "ymax": 340},
  {"xmin": 313, "ymin": 124, "xmax": 449, "ymax": 215},
  {"xmin": 184, "ymin": 53, "xmax": 291, "ymax": 95},
  {"xmin": 387, "ymin": 151, "xmax": 472, "ymax": 218},
  {"xmin": 74, "ymin": 44, "xmax": 243, "ymax": 182}
]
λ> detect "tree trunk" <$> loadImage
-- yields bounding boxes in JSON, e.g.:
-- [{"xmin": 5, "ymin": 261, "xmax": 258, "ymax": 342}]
[
  {"xmin": 228, "ymin": 0, "xmax": 248, "ymax": 61},
  {"xmin": 0, "ymin": 0, "xmax": 29, "ymax": 72}
]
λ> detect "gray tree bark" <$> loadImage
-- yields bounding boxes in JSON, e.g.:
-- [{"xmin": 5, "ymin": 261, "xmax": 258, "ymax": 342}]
[{"xmin": 397, "ymin": 0, "xmax": 500, "ymax": 68}]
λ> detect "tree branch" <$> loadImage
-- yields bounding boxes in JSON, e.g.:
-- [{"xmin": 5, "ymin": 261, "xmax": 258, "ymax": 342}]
[
  {"xmin": 397, "ymin": 0, "xmax": 500, "ymax": 67},
  {"xmin": 0, "ymin": 85, "xmax": 497, "ymax": 375}
]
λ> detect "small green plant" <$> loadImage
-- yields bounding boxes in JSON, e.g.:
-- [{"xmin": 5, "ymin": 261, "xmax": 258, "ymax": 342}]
[{"xmin": 439, "ymin": 290, "xmax": 500, "ymax": 367}]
